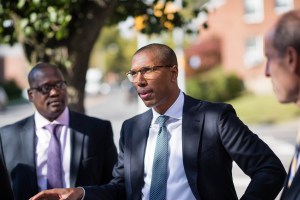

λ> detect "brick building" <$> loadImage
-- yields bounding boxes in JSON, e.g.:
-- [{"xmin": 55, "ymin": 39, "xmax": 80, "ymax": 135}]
[
  {"xmin": 185, "ymin": 0, "xmax": 300, "ymax": 94},
  {"xmin": 0, "ymin": 44, "xmax": 29, "ymax": 89}
]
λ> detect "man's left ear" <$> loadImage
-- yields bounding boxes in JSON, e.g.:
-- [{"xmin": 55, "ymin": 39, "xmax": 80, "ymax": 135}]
[
  {"xmin": 171, "ymin": 65, "xmax": 178, "ymax": 82},
  {"xmin": 27, "ymin": 89, "xmax": 33, "ymax": 102},
  {"xmin": 286, "ymin": 47, "xmax": 299, "ymax": 74}
]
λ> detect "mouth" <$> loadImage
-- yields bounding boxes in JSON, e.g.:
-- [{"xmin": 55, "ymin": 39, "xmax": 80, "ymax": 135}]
[
  {"xmin": 48, "ymin": 100, "xmax": 64, "ymax": 107},
  {"xmin": 138, "ymin": 89, "xmax": 153, "ymax": 101}
]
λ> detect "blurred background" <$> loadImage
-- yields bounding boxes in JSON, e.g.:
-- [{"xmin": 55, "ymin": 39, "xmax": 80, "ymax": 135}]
[
  {"xmin": 1, "ymin": 0, "xmax": 300, "ymax": 199},
  {"xmin": 1, "ymin": 0, "xmax": 299, "ymax": 123}
]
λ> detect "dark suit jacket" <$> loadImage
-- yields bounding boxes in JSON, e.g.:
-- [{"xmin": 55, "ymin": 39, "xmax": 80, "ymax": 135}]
[
  {"xmin": 84, "ymin": 95, "xmax": 286, "ymax": 200},
  {"xmin": 0, "ymin": 152, "xmax": 14, "ymax": 199},
  {"xmin": 280, "ymin": 160, "xmax": 300, "ymax": 199},
  {"xmin": 0, "ymin": 110, "xmax": 117, "ymax": 200}
]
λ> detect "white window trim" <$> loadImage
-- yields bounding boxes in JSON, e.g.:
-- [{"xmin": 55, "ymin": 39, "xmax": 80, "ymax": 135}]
[
  {"xmin": 244, "ymin": 36, "xmax": 264, "ymax": 68},
  {"xmin": 243, "ymin": 0, "xmax": 264, "ymax": 24},
  {"xmin": 274, "ymin": 0, "xmax": 294, "ymax": 14}
]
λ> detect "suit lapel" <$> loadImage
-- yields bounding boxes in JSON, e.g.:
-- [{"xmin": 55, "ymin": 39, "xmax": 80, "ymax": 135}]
[
  {"xmin": 130, "ymin": 110, "xmax": 152, "ymax": 200},
  {"xmin": 182, "ymin": 95, "xmax": 204, "ymax": 200},
  {"xmin": 17, "ymin": 116, "xmax": 39, "ymax": 194},
  {"xmin": 69, "ymin": 111, "xmax": 84, "ymax": 187},
  {"xmin": 22, "ymin": 116, "xmax": 36, "ymax": 168}
]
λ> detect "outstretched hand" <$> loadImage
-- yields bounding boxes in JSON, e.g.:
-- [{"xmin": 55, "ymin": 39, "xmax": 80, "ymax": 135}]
[{"xmin": 30, "ymin": 188, "xmax": 84, "ymax": 200}]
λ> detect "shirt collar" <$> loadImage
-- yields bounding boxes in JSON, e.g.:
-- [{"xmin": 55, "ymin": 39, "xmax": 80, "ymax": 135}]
[
  {"xmin": 35, "ymin": 107, "xmax": 69, "ymax": 129},
  {"xmin": 152, "ymin": 91, "xmax": 184, "ymax": 124}
]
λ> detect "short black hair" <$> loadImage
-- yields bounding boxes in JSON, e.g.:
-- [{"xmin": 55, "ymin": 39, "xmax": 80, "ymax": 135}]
[
  {"xmin": 28, "ymin": 62, "xmax": 63, "ymax": 87},
  {"xmin": 134, "ymin": 43, "xmax": 178, "ymax": 66}
]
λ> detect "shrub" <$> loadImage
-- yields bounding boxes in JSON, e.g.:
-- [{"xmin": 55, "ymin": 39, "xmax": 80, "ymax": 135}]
[
  {"xmin": 186, "ymin": 67, "xmax": 245, "ymax": 102},
  {"xmin": 0, "ymin": 80, "xmax": 22, "ymax": 101}
]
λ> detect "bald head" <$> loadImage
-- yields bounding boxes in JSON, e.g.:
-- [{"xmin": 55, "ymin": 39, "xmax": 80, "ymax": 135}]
[
  {"xmin": 28, "ymin": 63, "xmax": 64, "ymax": 87},
  {"xmin": 134, "ymin": 43, "xmax": 178, "ymax": 66}
]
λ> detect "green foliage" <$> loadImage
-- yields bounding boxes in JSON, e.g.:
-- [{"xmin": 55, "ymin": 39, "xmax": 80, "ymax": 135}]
[
  {"xmin": 186, "ymin": 67, "xmax": 245, "ymax": 102},
  {"xmin": 110, "ymin": 0, "xmax": 208, "ymax": 34},
  {"xmin": 0, "ymin": 0, "xmax": 74, "ymax": 44},
  {"xmin": 228, "ymin": 93, "xmax": 300, "ymax": 124},
  {"xmin": 90, "ymin": 26, "xmax": 137, "ymax": 74},
  {"xmin": 0, "ymin": 80, "xmax": 22, "ymax": 101},
  {"xmin": 0, "ymin": 0, "xmax": 209, "ymax": 48},
  {"xmin": 0, "ymin": 0, "xmax": 210, "ymax": 72},
  {"xmin": 0, "ymin": 0, "xmax": 209, "ymax": 112}
]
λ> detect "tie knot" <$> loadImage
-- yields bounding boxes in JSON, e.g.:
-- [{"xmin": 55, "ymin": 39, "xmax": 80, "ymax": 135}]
[
  {"xmin": 45, "ymin": 124, "xmax": 60, "ymax": 135},
  {"xmin": 155, "ymin": 115, "xmax": 169, "ymax": 127}
]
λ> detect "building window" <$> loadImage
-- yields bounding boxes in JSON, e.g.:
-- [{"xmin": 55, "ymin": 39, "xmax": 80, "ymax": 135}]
[
  {"xmin": 243, "ymin": 0, "xmax": 264, "ymax": 24},
  {"xmin": 274, "ymin": 0, "xmax": 293, "ymax": 14},
  {"xmin": 244, "ymin": 36, "xmax": 263, "ymax": 68}
]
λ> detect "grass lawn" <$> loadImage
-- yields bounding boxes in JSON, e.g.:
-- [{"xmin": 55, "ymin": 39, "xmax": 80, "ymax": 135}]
[{"xmin": 227, "ymin": 93, "xmax": 300, "ymax": 125}]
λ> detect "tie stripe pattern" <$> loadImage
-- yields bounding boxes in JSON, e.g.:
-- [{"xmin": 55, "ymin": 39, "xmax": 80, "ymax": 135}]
[
  {"xmin": 149, "ymin": 115, "xmax": 169, "ymax": 200},
  {"xmin": 46, "ymin": 124, "xmax": 63, "ymax": 189}
]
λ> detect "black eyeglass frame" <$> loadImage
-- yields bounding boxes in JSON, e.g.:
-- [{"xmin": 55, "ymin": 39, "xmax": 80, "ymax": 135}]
[
  {"xmin": 28, "ymin": 81, "xmax": 67, "ymax": 95},
  {"xmin": 126, "ymin": 65, "xmax": 175, "ymax": 82}
]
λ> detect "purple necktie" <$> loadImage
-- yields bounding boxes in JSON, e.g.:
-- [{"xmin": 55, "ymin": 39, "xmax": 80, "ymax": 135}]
[{"xmin": 45, "ymin": 124, "xmax": 63, "ymax": 189}]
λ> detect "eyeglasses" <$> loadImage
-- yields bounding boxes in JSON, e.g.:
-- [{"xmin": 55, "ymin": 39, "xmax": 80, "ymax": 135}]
[
  {"xmin": 126, "ymin": 65, "xmax": 174, "ymax": 82},
  {"xmin": 29, "ymin": 81, "xmax": 67, "ymax": 95}
]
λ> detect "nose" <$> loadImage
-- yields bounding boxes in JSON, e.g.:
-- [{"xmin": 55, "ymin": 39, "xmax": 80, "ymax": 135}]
[
  {"xmin": 265, "ymin": 61, "xmax": 270, "ymax": 77},
  {"xmin": 135, "ymin": 72, "xmax": 147, "ymax": 86},
  {"xmin": 49, "ymin": 86, "xmax": 60, "ymax": 96}
]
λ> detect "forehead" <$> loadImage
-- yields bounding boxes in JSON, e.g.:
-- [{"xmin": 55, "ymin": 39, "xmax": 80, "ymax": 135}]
[
  {"xmin": 264, "ymin": 34, "xmax": 275, "ymax": 54},
  {"xmin": 32, "ymin": 67, "xmax": 64, "ymax": 85},
  {"xmin": 264, "ymin": 27, "xmax": 277, "ymax": 50},
  {"xmin": 131, "ymin": 51, "xmax": 161, "ymax": 69}
]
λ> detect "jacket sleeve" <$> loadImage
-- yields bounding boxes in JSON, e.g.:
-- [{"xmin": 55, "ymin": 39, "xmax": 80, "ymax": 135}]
[
  {"xmin": 100, "ymin": 120, "xmax": 118, "ymax": 185},
  {"xmin": 218, "ymin": 104, "xmax": 286, "ymax": 200},
  {"xmin": 83, "ymin": 122, "xmax": 126, "ymax": 200}
]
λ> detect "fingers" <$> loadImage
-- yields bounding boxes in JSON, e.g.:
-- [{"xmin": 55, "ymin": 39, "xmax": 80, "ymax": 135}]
[
  {"xmin": 30, "ymin": 188, "xmax": 83, "ymax": 200},
  {"xmin": 30, "ymin": 189, "xmax": 64, "ymax": 200}
]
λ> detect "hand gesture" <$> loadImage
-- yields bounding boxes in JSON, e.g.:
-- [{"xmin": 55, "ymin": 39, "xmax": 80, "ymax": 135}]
[{"xmin": 30, "ymin": 187, "xmax": 84, "ymax": 200}]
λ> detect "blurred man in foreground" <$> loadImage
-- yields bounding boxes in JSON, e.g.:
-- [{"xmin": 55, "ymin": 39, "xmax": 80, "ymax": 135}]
[{"xmin": 264, "ymin": 9, "xmax": 300, "ymax": 200}]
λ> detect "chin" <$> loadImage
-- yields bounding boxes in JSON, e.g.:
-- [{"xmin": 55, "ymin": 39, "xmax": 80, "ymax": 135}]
[
  {"xmin": 277, "ymin": 96, "xmax": 293, "ymax": 104},
  {"xmin": 143, "ymin": 102, "xmax": 154, "ymax": 108}
]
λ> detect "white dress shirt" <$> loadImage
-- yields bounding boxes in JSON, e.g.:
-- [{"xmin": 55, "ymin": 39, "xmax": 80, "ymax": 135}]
[
  {"xmin": 34, "ymin": 107, "xmax": 71, "ymax": 191},
  {"xmin": 141, "ymin": 91, "xmax": 196, "ymax": 200}
]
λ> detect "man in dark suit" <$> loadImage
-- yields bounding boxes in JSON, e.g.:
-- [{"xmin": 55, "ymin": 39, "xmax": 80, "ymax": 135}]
[
  {"xmin": 31, "ymin": 44, "xmax": 286, "ymax": 200},
  {"xmin": 0, "ymin": 63, "xmax": 117, "ymax": 200},
  {"xmin": 264, "ymin": 9, "xmax": 300, "ymax": 200}
]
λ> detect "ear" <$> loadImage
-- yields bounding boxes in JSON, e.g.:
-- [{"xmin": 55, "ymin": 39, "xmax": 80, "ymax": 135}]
[
  {"xmin": 170, "ymin": 65, "xmax": 178, "ymax": 82},
  {"xmin": 27, "ymin": 89, "xmax": 33, "ymax": 102},
  {"xmin": 286, "ymin": 47, "xmax": 299, "ymax": 74}
]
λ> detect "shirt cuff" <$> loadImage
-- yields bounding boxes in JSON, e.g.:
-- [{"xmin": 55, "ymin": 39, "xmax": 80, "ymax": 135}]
[{"xmin": 77, "ymin": 187, "xmax": 85, "ymax": 200}]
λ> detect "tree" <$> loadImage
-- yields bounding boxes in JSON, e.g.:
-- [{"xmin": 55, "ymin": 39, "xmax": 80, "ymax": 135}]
[
  {"xmin": 91, "ymin": 26, "xmax": 137, "ymax": 75},
  {"xmin": 0, "ymin": 0, "xmax": 208, "ymax": 113}
]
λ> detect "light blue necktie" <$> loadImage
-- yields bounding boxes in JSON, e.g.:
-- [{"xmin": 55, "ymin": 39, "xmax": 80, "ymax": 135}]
[{"xmin": 149, "ymin": 115, "xmax": 169, "ymax": 200}]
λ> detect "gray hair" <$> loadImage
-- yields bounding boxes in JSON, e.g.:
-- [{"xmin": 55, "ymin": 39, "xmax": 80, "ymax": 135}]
[{"xmin": 273, "ymin": 9, "xmax": 300, "ymax": 56}]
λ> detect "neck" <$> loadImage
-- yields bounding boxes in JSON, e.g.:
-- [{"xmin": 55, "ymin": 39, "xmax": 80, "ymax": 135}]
[{"xmin": 154, "ymin": 88, "xmax": 180, "ymax": 114}]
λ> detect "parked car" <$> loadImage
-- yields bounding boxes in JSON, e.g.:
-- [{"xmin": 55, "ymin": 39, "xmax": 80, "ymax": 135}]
[{"xmin": 85, "ymin": 68, "xmax": 111, "ymax": 95}]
